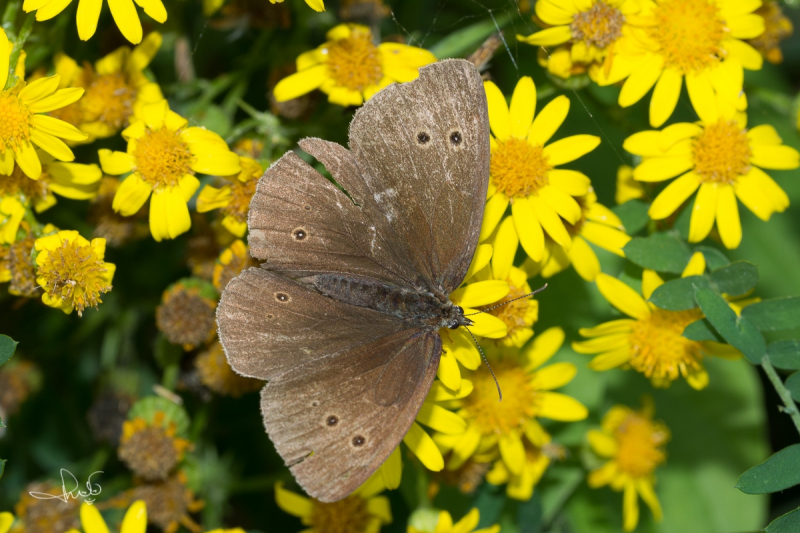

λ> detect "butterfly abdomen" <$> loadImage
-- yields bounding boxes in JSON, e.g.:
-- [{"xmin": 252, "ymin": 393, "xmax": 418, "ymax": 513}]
[{"xmin": 308, "ymin": 274, "xmax": 462, "ymax": 329}]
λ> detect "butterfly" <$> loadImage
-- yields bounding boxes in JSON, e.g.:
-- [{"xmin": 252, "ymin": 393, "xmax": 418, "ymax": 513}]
[{"xmin": 217, "ymin": 59, "xmax": 490, "ymax": 502}]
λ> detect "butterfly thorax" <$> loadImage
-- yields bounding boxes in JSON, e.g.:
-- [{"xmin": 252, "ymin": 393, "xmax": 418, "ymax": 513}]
[{"xmin": 309, "ymin": 274, "xmax": 473, "ymax": 331}]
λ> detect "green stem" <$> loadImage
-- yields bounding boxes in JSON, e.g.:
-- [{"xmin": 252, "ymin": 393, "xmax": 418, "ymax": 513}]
[
  {"xmin": 762, "ymin": 354, "xmax": 800, "ymax": 436},
  {"xmin": 2, "ymin": 0, "xmax": 20, "ymax": 32},
  {"xmin": 5, "ymin": 12, "xmax": 34, "ymax": 90}
]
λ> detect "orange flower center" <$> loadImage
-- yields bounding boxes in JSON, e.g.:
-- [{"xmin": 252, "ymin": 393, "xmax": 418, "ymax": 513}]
[
  {"xmin": 628, "ymin": 308, "xmax": 704, "ymax": 383},
  {"xmin": 750, "ymin": 1, "xmax": 793, "ymax": 64},
  {"xmin": 462, "ymin": 360, "xmax": 537, "ymax": 435},
  {"xmin": 81, "ymin": 72, "xmax": 138, "ymax": 131},
  {"xmin": 613, "ymin": 413, "xmax": 668, "ymax": 478},
  {"xmin": 491, "ymin": 137, "xmax": 551, "ymax": 199},
  {"xmin": 0, "ymin": 89, "xmax": 31, "ymax": 151},
  {"xmin": 571, "ymin": 1, "xmax": 625, "ymax": 49},
  {"xmin": 693, "ymin": 120, "xmax": 752, "ymax": 184},
  {"xmin": 0, "ymin": 164, "xmax": 51, "ymax": 203},
  {"xmin": 309, "ymin": 494, "xmax": 371, "ymax": 533},
  {"xmin": 225, "ymin": 176, "xmax": 259, "ymax": 223},
  {"xmin": 325, "ymin": 28, "xmax": 384, "ymax": 92},
  {"xmin": 134, "ymin": 128, "xmax": 195, "ymax": 189},
  {"xmin": 649, "ymin": 0, "xmax": 725, "ymax": 74},
  {"xmin": 37, "ymin": 237, "xmax": 112, "ymax": 316}
]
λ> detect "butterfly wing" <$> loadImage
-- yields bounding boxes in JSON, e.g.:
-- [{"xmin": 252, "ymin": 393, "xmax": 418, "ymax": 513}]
[
  {"xmin": 217, "ymin": 267, "xmax": 440, "ymax": 501},
  {"xmin": 348, "ymin": 59, "xmax": 490, "ymax": 294}
]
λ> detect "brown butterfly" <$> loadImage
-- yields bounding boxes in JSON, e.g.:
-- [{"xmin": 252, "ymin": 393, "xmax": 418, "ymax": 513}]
[{"xmin": 216, "ymin": 59, "xmax": 490, "ymax": 502}]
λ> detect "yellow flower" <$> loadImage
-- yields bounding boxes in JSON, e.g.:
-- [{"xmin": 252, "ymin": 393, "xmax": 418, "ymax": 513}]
[
  {"xmin": 66, "ymin": 501, "xmax": 147, "ymax": 533},
  {"xmin": 119, "ymin": 411, "xmax": 192, "ymax": 481},
  {"xmin": 615, "ymin": 164, "xmax": 645, "ymax": 204},
  {"xmin": 517, "ymin": 189, "xmax": 631, "ymax": 281},
  {"xmin": 23, "ymin": 0, "xmax": 167, "ymax": 45},
  {"xmin": 0, "ymin": 196, "xmax": 25, "ymax": 244},
  {"xmin": 34, "ymin": 230, "xmax": 115, "ymax": 316},
  {"xmin": 275, "ymin": 474, "xmax": 391, "ymax": 533},
  {"xmin": 0, "ymin": 512, "xmax": 13, "ymax": 533},
  {"xmin": 52, "ymin": 33, "xmax": 164, "ymax": 140},
  {"xmin": 270, "ymin": 0, "xmax": 325, "ymax": 11},
  {"xmin": 197, "ymin": 156, "xmax": 263, "ymax": 236},
  {"xmin": 748, "ymin": 0, "xmax": 793, "ymax": 64},
  {"xmin": 485, "ymin": 425, "xmax": 556, "ymax": 500},
  {"xmin": 0, "ymin": 155, "xmax": 102, "ymax": 225},
  {"xmin": 195, "ymin": 341, "xmax": 263, "ymax": 397},
  {"xmin": 436, "ymin": 243, "xmax": 509, "ymax": 391},
  {"xmin": 587, "ymin": 400, "xmax": 669, "ymax": 531},
  {"xmin": 471, "ymin": 234, "xmax": 539, "ymax": 348},
  {"xmin": 0, "ymin": 30, "xmax": 87, "ymax": 180},
  {"xmin": 625, "ymin": 110, "xmax": 800, "ymax": 249},
  {"xmin": 573, "ymin": 254, "xmax": 742, "ymax": 389},
  {"xmin": 408, "ymin": 509, "xmax": 499, "ymax": 533},
  {"xmin": 518, "ymin": 0, "xmax": 643, "ymax": 80},
  {"xmin": 595, "ymin": 0, "xmax": 765, "ymax": 127},
  {"xmin": 435, "ymin": 327, "xmax": 587, "ymax": 492},
  {"xmin": 480, "ymin": 76, "xmax": 600, "ymax": 263},
  {"xmin": 212, "ymin": 239, "xmax": 257, "ymax": 291},
  {"xmin": 274, "ymin": 24, "xmax": 436, "ymax": 107},
  {"xmin": 99, "ymin": 100, "xmax": 241, "ymax": 241}
]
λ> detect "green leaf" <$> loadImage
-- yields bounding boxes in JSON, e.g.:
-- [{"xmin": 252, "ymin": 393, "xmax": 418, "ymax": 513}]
[
  {"xmin": 695, "ymin": 288, "xmax": 766, "ymax": 364},
  {"xmin": 785, "ymin": 371, "xmax": 800, "ymax": 403},
  {"xmin": 0, "ymin": 459, "xmax": 4, "ymax": 480},
  {"xmin": 612, "ymin": 200, "xmax": 649, "ymax": 235},
  {"xmin": 766, "ymin": 507, "xmax": 800, "ymax": 533},
  {"xmin": 429, "ymin": 13, "xmax": 511, "ymax": 59},
  {"xmin": 0, "ymin": 334, "xmax": 17, "ymax": 366},
  {"xmin": 473, "ymin": 480, "xmax": 506, "ymax": 528},
  {"xmin": 623, "ymin": 232, "xmax": 693, "ymax": 274},
  {"xmin": 708, "ymin": 261, "xmax": 759, "ymax": 297},
  {"xmin": 683, "ymin": 319, "xmax": 723, "ymax": 342},
  {"xmin": 768, "ymin": 341, "xmax": 800, "ymax": 370},
  {"xmin": 741, "ymin": 297, "xmax": 800, "ymax": 332},
  {"xmin": 736, "ymin": 444, "xmax": 800, "ymax": 494},
  {"xmin": 649, "ymin": 276, "xmax": 709, "ymax": 311},
  {"xmin": 694, "ymin": 245, "xmax": 730, "ymax": 271}
]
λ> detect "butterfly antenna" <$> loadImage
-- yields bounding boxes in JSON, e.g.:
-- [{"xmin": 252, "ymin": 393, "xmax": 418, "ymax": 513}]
[
  {"xmin": 464, "ymin": 326, "xmax": 502, "ymax": 402},
  {"xmin": 464, "ymin": 283, "xmax": 548, "ymax": 316}
]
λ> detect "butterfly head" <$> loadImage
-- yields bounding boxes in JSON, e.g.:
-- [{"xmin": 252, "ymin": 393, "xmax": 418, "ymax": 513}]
[{"xmin": 443, "ymin": 305, "xmax": 473, "ymax": 330}]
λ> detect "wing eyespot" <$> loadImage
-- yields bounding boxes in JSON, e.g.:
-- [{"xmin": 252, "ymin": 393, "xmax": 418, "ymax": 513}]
[
  {"xmin": 449, "ymin": 130, "xmax": 463, "ymax": 146},
  {"xmin": 292, "ymin": 227, "xmax": 308, "ymax": 241},
  {"xmin": 417, "ymin": 132, "xmax": 430, "ymax": 145},
  {"xmin": 265, "ymin": 313, "xmax": 275, "ymax": 320},
  {"xmin": 311, "ymin": 401, "xmax": 320, "ymax": 407},
  {"xmin": 274, "ymin": 292, "xmax": 291, "ymax": 303},
  {"xmin": 303, "ymin": 204, "xmax": 312, "ymax": 211},
  {"xmin": 352, "ymin": 435, "xmax": 366, "ymax": 447},
  {"xmin": 326, "ymin": 415, "xmax": 338, "ymax": 426}
]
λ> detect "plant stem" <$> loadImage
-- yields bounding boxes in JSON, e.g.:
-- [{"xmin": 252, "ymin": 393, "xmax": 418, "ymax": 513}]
[
  {"xmin": 4, "ymin": 12, "xmax": 34, "ymax": 90},
  {"xmin": 2, "ymin": 0, "xmax": 20, "ymax": 31},
  {"xmin": 762, "ymin": 354, "xmax": 800, "ymax": 436}
]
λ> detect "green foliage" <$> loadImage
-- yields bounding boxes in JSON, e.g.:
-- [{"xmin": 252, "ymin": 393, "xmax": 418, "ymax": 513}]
[
  {"xmin": 0, "ymin": 334, "xmax": 17, "ymax": 366},
  {"xmin": 741, "ymin": 297, "xmax": 800, "ymax": 332},
  {"xmin": 648, "ymin": 261, "xmax": 758, "ymax": 312},
  {"xmin": 622, "ymin": 233, "xmax": 692, "ymax": 274},
  {"xmin": 694, "ymin": 288, "xmax": 766, "ymax": 364},
  {"xmin": 736, "ymin": 444, "xmax": 800, "ymax": 494},
  {"xmin": 649, "ymin": 276, "xmax": 709, "ymax": 311},
  {"xmin": 766, "ymin": 507, "xmax": 800, "ymax": 533},
  {"xmin": 786, "ymin": 372, "xmax": 800, "ymax": 403},
  {"xmin": 768, "ymin": 341, "xmax": 800, "ymax": 370}
]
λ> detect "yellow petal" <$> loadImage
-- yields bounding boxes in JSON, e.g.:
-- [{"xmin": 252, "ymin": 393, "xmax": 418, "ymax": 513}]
[
  {"xmin": 479, "ymin": 194, "xmax": 509, "ymax": 241},
  {"xmin": 113, "ymin": 173, "xmax": 151, "ymax": 216},
  {"xmin": 530, "ymin": 196, "xmax": 570, "ymax": 247},
  {"xmin": 436, "ymin": 350, "xmax": 462, "ymax": 391},
  {"xmin": 548, "ymin": 169, "xmax": 590, "ymax": 196},
  {"xmin": 734, "ymin": 169, "xmax": 776, "ymax": 221},
  {"xmin": 623, "ymin": 481, "xmax": 640, "ymax": 531},
  {"xmin": 649, "ymin": 67, "xmax": 682, "ymax": 128},
  {"xmin": 192, "ymin": 150, "xmax": 241, "ymax": 176},
  {"xmin": 512, "ymin": 198, "xmax": 545, "ymax": 262},
  {"xmin": 19, "ymin": 75, "xmax": 60, "ymax": 104},
  {"xmin": 540, "ymin": 185, "xmax": 582, "ymax": 224},
  {"xmin": 0, "ymin": 29, "xmax": 8, "ymax": 89},
  {"xmin": 648, "ymin": 172, "xmax": 701, "ymax": 220},
  {"xmin": 528, "ymin": 95, "xmax": 570, "ymax": 146},
  {"xmin": 573, "ymin": 333, "xmax": 629, "ymax": 354},
  {"xmin": 81, "ymin": 503, "xmax": 110, "ymax": 533},
  {"xmin": 465, "ymin": 310, "xmax": 507, "ymax": 338},
  {"xmin": 727, "ymin": 14, "xmax": 765, "ymax": 39},
  {"xmin": 465, "ymin": 243, "xmax": 493, "ymax": 282},
  {"xmin": 31, "ymin": 130, "xmax": 74, "ymax": 161},
  {"xmin": 686, "ymin": 70, "xmax": 719, "ymax": 124},
  {"xmin": 99, "ymin": 149, "xmax": 135, "ymax": 175},
  {"xmin": 133, "ymin": 0, "xmax": 167, "ymax": 23},
  {"xmin": 578, "ymin": 319, "xmax": 635, "ymax": 338},
  {"xmin": 13, "ymin": 140, "xmax": 43, "ymax": 179},
  {"xmin": 31, "ymin": 0, "xmax": 72, "ymax": 20},
  {"xmin": 120, "ymin": 501, "xmax": 147, "ymax": 533},
  {"xmin": 531, "ymin": 362, "xmax": 576, "ymax": 390},
  {"xmin": 716, "ymin": 185, "xmax": 741, "ymax": 249},
  {"xmin": 27, "ymin": 87, "xmax": 84, "ymax": 113},
  {"xmin": 450, "ymin": 280, "xmax": 509, "ymax": 308},
  {"xmin": 499, "ymin": 433, "xmax": 526, "ymax": 475},
  {"xmin": 491, "ymin": 217, "xmax": 518, "ymax": 281},
  {"xmin": 447, "ymin": 424, "xmax": 481, "ymax": 470},
  {"xmin": 596, "ymin": 273, "xmax": 650, "ymax": 319},
  {"xmin": 526, "ymin": 326, "xmax": 565, "ymax": 369},
  {"xmin": 76, "ymin": 0, "xmax": 102, "ymax": 41},
  {"xmin": 537, "ymin": 392, "xmax": 588, "ymax": 421},
  {"xmin": 633, "ymin": 156, "xmax": 693, "ymax": 182},
  {"xmin": 581, "ymin": 222, "xmax": 629, "ymax": 256},
  {"xmin": 618, "ymin": 56, "xmax": 663, "ymax": 108},
  {"xmin": 589, "ymin": 347, "xmax": 631, "ymax": 370},
  {"xmin": 416, "ymin": 403, "xmax": 466, "ymax": 434},
  {"xmin": 108, "ymin": 0, "xmax": 143, "ymax": 44},
  {"xmin": 379, "ymin": 447, "xmax": 402, "ymax": 490},
  {"xmin": 484, "ymin": 80, "xmax": 510, "ymax": 141},
  {"xmin": 509, "ymin": 77, "xmax": 536, "ymax": 138},
  {"xmin": 518, "ymin": 25, "xmax": 572, "ymax": 46},
  {"xmin": 31, "ymin": 114, "xmax": 87, "ymax": 141},
  {"xmin": 274, "ymin": 481, "xmax": 312, "ymax": 517},
  {"xmin": 724, "ymin": 38, "xmax": 763, "ymax": 70},
  {"xmin": 587, "ymin": 429, "xmax": 617, "ymax": 457},
  {"xmin": 750, "ymin": 145, "xmax": 800, "ymax": 170},
  {"xmin": 448, "ymin": 331, "xmax": 481, "ymax": 370},
  {"xmin": 636, "ymin": 478, "xmax": 663, "ymax": 522},
  {"xmin": 542, "ymin": 134, "xmax": 600, "ymax": 166},
  {"xmin": 749, "ymin": 166, "xmax": 789, "ymax": 212},
  {"xmin": 688, "ymin": 182, "xmax": 718, "ymax": 243},
  {"xmin": 568, "ymin": 236, "xmax": 600, "ymax": 281},
  {"xmin": 403, "ymin": 422, "xmax": 444, "ymax": 471}
]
